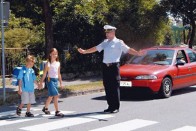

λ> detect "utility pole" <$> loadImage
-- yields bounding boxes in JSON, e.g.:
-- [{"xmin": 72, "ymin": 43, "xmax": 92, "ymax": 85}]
[{"xmin": 1, "ymin": 1, "xmax": 10, "ymax": 103}]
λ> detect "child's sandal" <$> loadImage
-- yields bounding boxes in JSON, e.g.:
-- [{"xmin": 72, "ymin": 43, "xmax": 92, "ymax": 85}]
[
  {"xmin": 16, "ymin": 107, "xmax": 22, "ymax": 116},
  {"xmin": 25, "ymin": 112, "xmax": 34, "ymax": 117},
  {"xmin": 42, "ymin": 107, "xmax": 51, "ymax": 114},
  {"xmin": 55, "ymin": 111, "xmax": 64, "ymax": 117}
]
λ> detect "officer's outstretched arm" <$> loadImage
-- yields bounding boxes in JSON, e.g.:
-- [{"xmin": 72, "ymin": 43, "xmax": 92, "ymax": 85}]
[{"xmin": 78, "ymin": 47, "xmax": 97, "ymax": 54}]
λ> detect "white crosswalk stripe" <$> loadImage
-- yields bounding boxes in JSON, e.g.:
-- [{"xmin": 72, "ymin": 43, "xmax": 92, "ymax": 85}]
[
  {"xmin": 1, "ymin": 108, "xmax": 196, "ymax": 131},
  {"xmin": 90, "ymin": 119, "xmax": 158, "ymax": 131},
  {"xmin": 20, "ymin": 114, "xmax": 114, "ymax": 131},
  {"xmin": 0, "ymin": 115, "xmax": 40, "ymax": 126},
  {"xmin": 0, "ymin": 109, "xmax": 74, "ymax": 126},
  {"xmin": 171, "ymin": 126, "xmax": 196, "ymax": 131}
]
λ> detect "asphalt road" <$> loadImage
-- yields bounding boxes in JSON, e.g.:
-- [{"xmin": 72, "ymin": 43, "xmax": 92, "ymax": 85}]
[{"xmin": 1, "ymin": 85, "xmax": 196, "ymax": 131}]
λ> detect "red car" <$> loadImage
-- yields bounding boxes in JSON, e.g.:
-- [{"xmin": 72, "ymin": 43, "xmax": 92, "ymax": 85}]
[{"xmin": 120, "ymin": 46, "xmax": 196, "ymax": 98}]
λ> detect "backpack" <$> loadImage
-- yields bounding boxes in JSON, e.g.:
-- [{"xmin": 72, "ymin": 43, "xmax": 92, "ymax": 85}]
[
  {"xmin": 11, "ymin": 66, "xmax": 36, "ymax": 86},
  {"xmin": 11, "ymin": 67, "xmax": 22, "ymax": 86}
]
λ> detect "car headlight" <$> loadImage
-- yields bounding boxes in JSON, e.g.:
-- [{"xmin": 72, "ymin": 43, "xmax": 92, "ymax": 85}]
[{"xmin": 135, "ymin": 75, "xmax": 157, "ymax": 80}]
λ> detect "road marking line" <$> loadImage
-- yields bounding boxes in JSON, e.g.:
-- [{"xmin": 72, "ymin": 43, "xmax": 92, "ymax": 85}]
[
  {"xmin": 89, "ymin": 119, "xmax": 158, "ymax": 131},
  {"xmin": 0, "ymin": 116, "xmax": 40, "ymax": 126},
  {"xmin": 0, "ymin": 110, "xmax": 74, "ymax": 126},
  {"xmin": 172, "ymin": 126, "xmax": 196, "ymax": 131},
  {"xmin": 20, "ymin": 114, "xmax": 114, "ymax": 131}
]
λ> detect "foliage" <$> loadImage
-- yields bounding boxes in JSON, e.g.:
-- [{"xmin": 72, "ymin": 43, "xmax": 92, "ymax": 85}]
[
  {"xmin": 51, "ymin": 0, "xmax": 170, "ymax": 74},
  {"xmin": 0, "ymin": 13, "xmax": 45, "ymax": 74},
  {"xmin": 107, "ymin": 0, "xmax": 168, "ymax": 38},
  {"xmin": 3, "ymin": 0, "xmax": 171, "ymax": 75},
  {"xmin": 74, "ymin": 0, "xmax": 109, "ymax": 24},
  {"xmin": 52, "ymin": 0, "xmax": 105, "ymax": 73},
  {"xmin": 160, "ymin": 0, "xmax": 196, "ymax": 48},
  {"xmin": 6, "ymin": 0, "xmax": 43, "ymax": 24}
]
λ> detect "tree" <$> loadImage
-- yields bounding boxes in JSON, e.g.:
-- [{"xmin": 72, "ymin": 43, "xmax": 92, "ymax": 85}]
[
  {"xmin": 104, "ymin": 0, "xmax": 169, "ymax": 48},
  {"xmin": 42, "ymin": 0, "xmax": 54, "ymax": 57},
  {"xmin": 7, "ymin": 0, "xmax": 54, "ymax": 57},
  {"xmin": 160, "ymin": 0, "xmax": 196, "ymax": 48}
]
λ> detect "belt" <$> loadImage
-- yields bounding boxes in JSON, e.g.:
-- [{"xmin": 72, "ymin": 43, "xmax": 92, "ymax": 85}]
[{"xmin": 104, "ymin": 62, "xmax": 119, "ymax": 67}]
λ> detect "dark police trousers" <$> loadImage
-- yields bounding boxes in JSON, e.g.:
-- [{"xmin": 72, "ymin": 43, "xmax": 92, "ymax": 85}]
[{"xmin": 103, "ymin": 63, "xmax": 120, "ymax": 110}]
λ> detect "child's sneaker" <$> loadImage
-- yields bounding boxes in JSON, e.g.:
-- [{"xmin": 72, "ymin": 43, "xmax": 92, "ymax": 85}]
[
  {"xmin": 42, "ymin": 107, "xmax": 51, "ymax": 114},
  {"xmin": 55, "ymin": 111, "xmax": 64, "ymax": 117},
  {"xmin": 16, "ymin": 107, "xmax": 22, "ymax": 116},
  {"xmin": 25, "ymin": 112, "xmax": 34, "ymax": 117}
]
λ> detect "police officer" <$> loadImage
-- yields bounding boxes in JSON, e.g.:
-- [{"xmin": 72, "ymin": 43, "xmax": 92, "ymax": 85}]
[{"xmin": 78, "ymin": 25, "xmax": 143, "ymax": 113}]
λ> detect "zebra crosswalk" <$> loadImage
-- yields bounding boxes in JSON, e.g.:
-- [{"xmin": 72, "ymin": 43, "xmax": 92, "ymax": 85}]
[
  {"xmin": 0, "ymin": 108, "xmax": 196, "ymax": 131},
  {"xmin": 20, "ymin": 114, "xmax": 114, "ymax": 131},
  {"xmin": 89, "ymin": 119, "xmax": 158, "ymax": 131},
  {"xmin": 171, "ymin": 126, "xmax": 196, "ymax": 131}
]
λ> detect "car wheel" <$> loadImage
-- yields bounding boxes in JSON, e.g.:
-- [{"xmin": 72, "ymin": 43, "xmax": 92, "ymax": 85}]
[{"xmin": 159, "ymin": 77, "xmax": 172, "ymax": 98}]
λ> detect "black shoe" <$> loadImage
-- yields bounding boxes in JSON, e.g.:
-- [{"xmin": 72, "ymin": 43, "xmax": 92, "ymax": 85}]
[
  {"xmin": 104, "ymin": 108, "xmax": 112, "ymax": 113},
  {"xmin": 16, "ymin": 107, "xmax": 22, "ymax": 116},
  {"xmin": 25, "ymin": 112, "xmax": 34, "ymax": 117},
  {"xmin": 104, "ymin": 108, "xmax": 119, "ymax": 113},
  {"xmin": 55, "ymin": 111, "xmax": 64, "ymax": 117},
  {"xmin": 42, "ymin": 107, "xmax": 51, "ymax": 114}
]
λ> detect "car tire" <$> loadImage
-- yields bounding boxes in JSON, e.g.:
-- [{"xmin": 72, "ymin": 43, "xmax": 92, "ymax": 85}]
[{"xmin": 159, "ymin": 77, "xmax": 172, "ymax": 98}]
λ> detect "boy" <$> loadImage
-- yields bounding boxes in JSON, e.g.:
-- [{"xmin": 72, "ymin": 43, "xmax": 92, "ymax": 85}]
[{"xmin": 16, "ymin": 55, "xmax": 40, "ymax": 117}]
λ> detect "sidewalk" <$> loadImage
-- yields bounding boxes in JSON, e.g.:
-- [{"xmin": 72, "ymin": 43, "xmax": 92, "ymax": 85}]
[
  {"xmin": 0, "ymin": 76, "xmax": 102, "ymax": 93},
  {"xmin": 62, "ymin": 76, "xmax": 102, "ymax": 86}
]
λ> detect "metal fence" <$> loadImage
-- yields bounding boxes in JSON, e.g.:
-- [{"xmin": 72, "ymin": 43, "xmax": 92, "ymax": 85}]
[{"xmin": 0, "ymin": 48, "xmax": 28, "ymax": 77}]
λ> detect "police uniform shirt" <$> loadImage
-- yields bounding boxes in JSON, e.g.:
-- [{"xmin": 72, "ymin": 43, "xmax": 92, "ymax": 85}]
[{"xmin": 96, "ymin": 37, "xmax": 130, "ymax": 63}]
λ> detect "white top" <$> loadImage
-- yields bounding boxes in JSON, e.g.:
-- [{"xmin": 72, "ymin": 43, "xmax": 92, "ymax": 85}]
[
  {"xmin": 47, "ymin": 61, "xmax": 60, "ymax": 78},
  {"xmin": 96, "ymin": 37, "xmax": 130, "ymax": 63}
]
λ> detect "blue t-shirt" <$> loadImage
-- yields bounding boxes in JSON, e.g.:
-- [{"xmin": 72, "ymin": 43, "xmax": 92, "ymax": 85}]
[{"xmin": 17, "ymin": 66, "xmax": 36, "ymax": 92}]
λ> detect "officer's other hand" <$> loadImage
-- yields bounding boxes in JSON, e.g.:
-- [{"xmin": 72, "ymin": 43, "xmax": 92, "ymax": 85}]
[{"xmin": 138, "ymin": 50, "xmax": 147, "ymax": 56}]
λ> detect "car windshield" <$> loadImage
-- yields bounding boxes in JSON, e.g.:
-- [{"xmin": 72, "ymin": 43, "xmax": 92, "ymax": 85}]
[{"xmin": 127, "ymin": 49, "xmax": 175, "ymax": 65}]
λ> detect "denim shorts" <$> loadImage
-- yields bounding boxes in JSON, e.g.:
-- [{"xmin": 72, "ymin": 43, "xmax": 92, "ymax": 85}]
[{"xmin": 46, "ymin": 78, "xmax": 59, "ymax": 96}]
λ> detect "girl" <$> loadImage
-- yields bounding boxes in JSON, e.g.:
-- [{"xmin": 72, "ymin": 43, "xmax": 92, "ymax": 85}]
[{"xmin": 40, "ymin": 48, "xmax": 64, "ymax": 117}]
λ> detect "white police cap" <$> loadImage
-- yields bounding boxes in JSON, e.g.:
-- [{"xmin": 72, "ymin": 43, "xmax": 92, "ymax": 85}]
[{"xmin": 103, "ymin": 25, "xmax": 117, "ymax": 30}]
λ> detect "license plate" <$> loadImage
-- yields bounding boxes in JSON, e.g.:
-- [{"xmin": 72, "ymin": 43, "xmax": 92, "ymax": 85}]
[{"xmin": 120, "ymin": 81, "xmax": 132, "ymax": 87}]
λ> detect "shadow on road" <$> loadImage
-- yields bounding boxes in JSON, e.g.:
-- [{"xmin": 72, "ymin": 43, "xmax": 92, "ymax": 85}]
[
  {"xmin": 49, "ymin": 111, "xmax": 109, "ymax": 121},
  {"xmin": 92, "ymin": 86, "xmax": 196, "ymax": 102},
  {"xmin": 172, "ymin": 86, "xmax": 196, "ymax": 96}
]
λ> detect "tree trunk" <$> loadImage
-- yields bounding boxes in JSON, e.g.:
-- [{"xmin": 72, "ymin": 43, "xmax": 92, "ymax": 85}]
[
  {"xmin": 42, "ymin": 0, "xmax": 53, "ymax": 58},
  {"xmin": 183, "ymin": 19, "xmax": 186, "ymax": 44},
  {"xmin": 188, "ymin": 18, "xmax": 195, "ymax": 49}
]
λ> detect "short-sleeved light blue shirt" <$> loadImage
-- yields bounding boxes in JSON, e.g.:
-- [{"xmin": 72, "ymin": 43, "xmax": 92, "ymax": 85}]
[
  {"xmin": 96, "ymin": 37, "xmax": 130, "ymax": 63},
  {"xmin": 17, "ymin": 66, "xmax": 36, "ymax": 92}
]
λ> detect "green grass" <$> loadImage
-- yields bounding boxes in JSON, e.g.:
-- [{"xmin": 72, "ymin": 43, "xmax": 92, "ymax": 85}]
[
  {"xmin": 64, "ymin": 81, "xmax": 103, "ymax": 91},
  {"xmin": 0, "ymin": 78, "xmax": 12, "ymax": 88}
]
